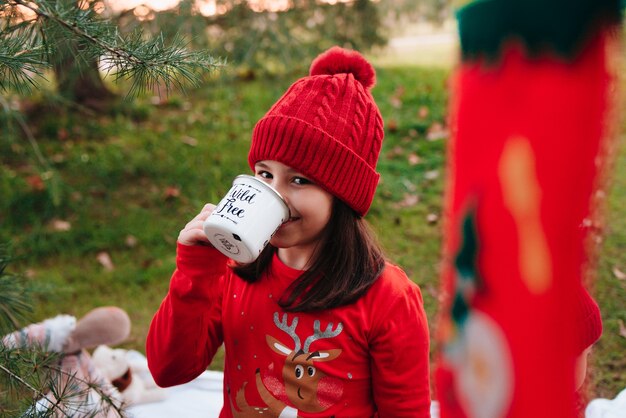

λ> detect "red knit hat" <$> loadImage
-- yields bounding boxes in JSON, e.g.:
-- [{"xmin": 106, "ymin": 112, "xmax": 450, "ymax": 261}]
[{"xmin": 248, "ymin": 46, "xmax": 384, "ymax": 216}]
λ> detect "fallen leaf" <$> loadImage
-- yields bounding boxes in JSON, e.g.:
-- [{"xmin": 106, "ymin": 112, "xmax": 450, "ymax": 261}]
[
  {"xmin": 418, "ymin": 106, "xmax": 429, "ymax": 119},
  {"xmin": 50, "ymin": 219, "xmax": 71, "ymax": 232},
  {"xmin": 619, "ymin": 319, "xmax": 626, "ymax": 339},
  {"xmin": 163, "ymin": 186, "xmax": 181, "ymax": 200},
  {"xmin": 394, "ymin": 193, "xmax": 419, "ymax": 208},
  {"xmin": 612, "ymin": 266, "xmax": 626, "ymax": 280},
  {"xmin": 26, "ymin": 174, "xmax": 45, "ymax": 191},
  {"xmin": 150, "ymin": 95, "xmax": 166, "ymax": 106},
  {"xmin": 427, "ymin": 213, "xmax": 439, "ymax": 224},
  {"xmin": 389, "ymin": 96, "xmax": 402, "ymax": 109},
  {"xmin": 125, "ymin": 235, "xmax": 138, "ymax": 248},
  {"xmin": 96, "ymin": 252, "xmax": 115, "ymax": 271},
  {"xmin": 181, "ymin": 135, "xmax": 198, "ymax": 146},
  {"xmin": 425, "ymin": 170, "xmax": 440, "ymax": 180},
  {"xmin": 9, "ymin": 97, "xmax": 21, "ymax": 111},
  {"xmin": 389, "ymin": 85, "xmax": 405, "ymax": 109},
  {"xmin": 51, "ymin": 153, "xmax": 66, "ymax": 163},
  {"xmin": 387, "ymin": 119, "xmax": 398, "ymax": 133},
  {"xmin": 426, "ymin": 122, "xmax": 449, "ymax": 141},
  {"xmin": 401, "ymin": 179, "xmax": 417, "ymax": 192},
  {"xmin": 386, "ymin": 145, "xmax": 404, "ymax": 159},
  {"xmin": 408, "ymin": 153, "xmax": 421, "ymax": 166},
  {"xmin": 57, "ymin": 128, "xmax": 69, "ymax": 141},
  {"xmin": 426, "ymin": 284, "xmax": 438, "ymax": 299}
]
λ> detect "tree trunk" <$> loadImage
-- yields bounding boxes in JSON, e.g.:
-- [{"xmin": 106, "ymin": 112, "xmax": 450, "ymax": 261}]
[{"xmin": 52, "ymin": 38, "xmax": 116, "ymax": 112}]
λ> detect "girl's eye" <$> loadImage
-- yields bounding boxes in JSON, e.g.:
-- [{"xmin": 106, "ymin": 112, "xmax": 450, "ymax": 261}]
[
  {"xmin": 293, "ymin": 177, "xmax": 311, "ymax": 185},
  {"xmin": 257, "ymin": 170, "xmax": 272, "ymax": 179}
]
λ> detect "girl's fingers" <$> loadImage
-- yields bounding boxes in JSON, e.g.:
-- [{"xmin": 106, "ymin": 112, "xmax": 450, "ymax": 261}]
[
  {"xmin": 190, "ymin": 203, "xmax": 216, "ymax": 222},
  {"xmin": 183, "ymin": 220, "xmax": 205, "ymax": 232},
  {"xmin": 178, "ymin": 227, "xmax": 210, "ymax": 247},
  {"xmin": 177, "ymin": 203, "xmax": 216, "ymax": 246},
  {"xmin": 200, "ymin": 203, "xmax": 216, "ymax": 217}
]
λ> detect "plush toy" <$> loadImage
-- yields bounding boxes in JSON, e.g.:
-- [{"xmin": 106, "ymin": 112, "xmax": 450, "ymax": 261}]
[
  {"xmin": 92, "ymin": 344, "xmax": 167, "ymax": 405},
  {"xmin": 2, "ymin": 306, "xmax": 133, "ymax": 416}
]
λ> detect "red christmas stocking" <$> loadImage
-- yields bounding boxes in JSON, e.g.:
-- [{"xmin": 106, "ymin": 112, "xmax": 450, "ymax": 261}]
[{"xmin": 435, "ymin": 1, "xmax": 622, "ymax": 417}]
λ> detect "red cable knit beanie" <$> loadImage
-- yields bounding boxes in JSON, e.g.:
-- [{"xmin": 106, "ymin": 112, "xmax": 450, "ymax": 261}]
[{"xmin": 248, "ymin": 46, "xmax": 384, "ymax": 216}]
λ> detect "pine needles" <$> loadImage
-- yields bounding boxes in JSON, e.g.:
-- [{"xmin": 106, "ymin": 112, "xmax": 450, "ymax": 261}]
[
  {"xmin": 0, "ymin": 244, "xmax": 127, "ymax": 417},
  {"xmin": 0, "ymin": 0, "xmax": 223, "ymax": 96}
]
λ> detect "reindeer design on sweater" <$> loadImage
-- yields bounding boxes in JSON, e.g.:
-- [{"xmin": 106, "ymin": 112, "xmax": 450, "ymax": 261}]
[{"xmin": 232, "ymin": 312, "xmax": 344, "ymax": 417}]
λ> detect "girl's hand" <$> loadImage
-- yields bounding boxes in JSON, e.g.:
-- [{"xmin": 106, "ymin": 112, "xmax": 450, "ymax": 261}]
[{"xmin": 178, "ymin": 203, "xmax": 216, "ymax": 247}]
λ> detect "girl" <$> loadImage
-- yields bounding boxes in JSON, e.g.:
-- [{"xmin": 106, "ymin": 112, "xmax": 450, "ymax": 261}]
[{"xmin": 146, "ymin": 46, "xmax": 431, "ymax": 417}]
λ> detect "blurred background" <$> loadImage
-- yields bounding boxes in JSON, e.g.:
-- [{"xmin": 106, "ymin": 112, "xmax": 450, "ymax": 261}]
[{"xmin": 0, "ymin": 0, "xmax": 624, "ymax": 411}]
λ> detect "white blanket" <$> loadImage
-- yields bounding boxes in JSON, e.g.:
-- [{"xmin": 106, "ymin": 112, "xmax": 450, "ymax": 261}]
[
  {"xmin": 586, "ymin": 388, "xmax": 626, "ymax": 418},
  {"xmin": 127, "ymin": 369, "xmax": 224, "ymax": 417},
  {"xmin": 126, "ymin": 351, "xmax": 622, "ymax": 418},
  {"xmin": 126, "ymin": 367, "xmax": 440, "ymax": 417},
  {"xmin": 128, "ymin": 378, "xmax": 439, "ymax": 417}
]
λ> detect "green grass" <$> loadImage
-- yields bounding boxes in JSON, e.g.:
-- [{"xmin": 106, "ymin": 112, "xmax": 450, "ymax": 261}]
[
  {"xmin": 589, "ymin": 132, "xmax": 626, "ymax": 399},
  {"xmin": 1, "ymin": 64, "xmax": 624, "ymax": 400}
]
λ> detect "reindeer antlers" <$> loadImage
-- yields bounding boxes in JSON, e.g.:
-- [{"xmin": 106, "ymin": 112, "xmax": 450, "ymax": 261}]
[
  {"xmin": 303, "ymin": 320, "xmax": 343, "ymax": 353},
  {"xmin": 274, "ymin": 313, "xmax": 301, "ymax": 353},
  {"xmin": 273, "ymin": 313, "xmax": 344, "ymax": 354}
]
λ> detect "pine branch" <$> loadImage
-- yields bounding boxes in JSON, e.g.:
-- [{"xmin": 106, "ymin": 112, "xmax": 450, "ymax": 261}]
[
  {"xmin": 0, "ymin": 36, "xmax": 47, "ymax": 95},
  {"xmin": 0, "ymin": 245, "xmax": 33, "ymax": 335},
  {"xmin": 0, "ymin": 242, "xmax": 125, "ymax": 416},
  {"xmin": 0, "ymin": 362, "xmax": 73, "ymax": 418},
  {"xmin": 1, "ymin": 334, "xmax": 126, "ymax": 416},
  {"xmin": 0, "ymin": 96, "xmax": 49, "ymax": 168},
  {"xmin": 10, "ymin": 0, "xmax": 142, "ymax": 66},
  {"xmin": 109, "ymin": 32, "xmax": 223, "ymax": 96},
  {"xmin": 1, "ymin": 0, "xmax": 224, "ymax": 95},
  {"xmin": 47, "ymin": 364, "xmax": 126, "ymax": 417}
]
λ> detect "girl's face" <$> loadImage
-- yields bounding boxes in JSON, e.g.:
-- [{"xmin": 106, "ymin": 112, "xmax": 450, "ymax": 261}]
[{"xmin": 254, "ymin": 160, "xmax": 333, "ymax": 269}]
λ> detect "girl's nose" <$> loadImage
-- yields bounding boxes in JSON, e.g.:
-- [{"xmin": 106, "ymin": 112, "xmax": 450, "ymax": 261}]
[{"xmin": 267, "ymin": 180, "xmax": 290, "ymax": 209}]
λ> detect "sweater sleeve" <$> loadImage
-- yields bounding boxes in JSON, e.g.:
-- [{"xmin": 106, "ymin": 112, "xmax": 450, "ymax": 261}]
[
  {"xmin": 146, "ymin": 243, "xmax": 228, "ymax": 387},
  {"xmin": 369, "ymin": 265, "xmax": 431, "ymax": 417}
]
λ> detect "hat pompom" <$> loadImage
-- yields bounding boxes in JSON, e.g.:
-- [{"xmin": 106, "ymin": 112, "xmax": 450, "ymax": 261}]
[{"xmin": 309, "ymin": 46, "xmax": 376, "ymax": 90}]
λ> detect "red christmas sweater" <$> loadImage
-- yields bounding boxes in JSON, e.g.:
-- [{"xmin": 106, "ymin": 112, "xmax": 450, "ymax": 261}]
[{"xmin": 147, "ymin": 243, "xmax": 431, "ymax": 417}]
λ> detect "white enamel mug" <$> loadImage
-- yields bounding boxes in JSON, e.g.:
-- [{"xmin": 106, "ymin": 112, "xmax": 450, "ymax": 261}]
[{"xmin": 203, "ymin": 175, "xmax": 290, "ymax": 263}]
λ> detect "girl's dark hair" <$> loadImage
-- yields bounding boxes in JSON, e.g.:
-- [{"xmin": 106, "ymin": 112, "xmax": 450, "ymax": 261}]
[{"xmin": 231, "ymin": 198, "xmax": 385, "ymax": 312}]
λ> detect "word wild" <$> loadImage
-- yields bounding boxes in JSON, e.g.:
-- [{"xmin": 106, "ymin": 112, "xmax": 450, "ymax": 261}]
[{"xmin": 216, "ymin": 187, "xmax": 257, "ymax": 218}]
